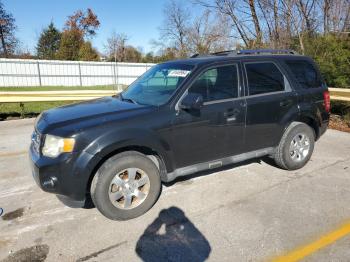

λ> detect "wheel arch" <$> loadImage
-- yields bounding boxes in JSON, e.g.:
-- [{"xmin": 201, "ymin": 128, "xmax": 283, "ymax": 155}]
[
  {"xmin": 280, "ymin": 107, "xmax": 321, "ymax": 141},
  {"xmin": 85, "ymin": 144, "xmax": 169, "ymax": 197},
  {"xmin": 297, "ymin": 101, "xmax": 324, "ymax": 141},
  {"xmin": 298, "ymin": 116, "xmax": 319, "ymax": 139}
]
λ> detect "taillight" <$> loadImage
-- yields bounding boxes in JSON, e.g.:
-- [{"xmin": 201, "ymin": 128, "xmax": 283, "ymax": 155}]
[{"xmin": 323, "ymin": 90, "xmax": 330, "ymax": 112}]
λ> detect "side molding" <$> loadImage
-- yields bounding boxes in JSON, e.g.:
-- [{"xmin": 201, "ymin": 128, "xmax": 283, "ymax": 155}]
[{"xmin": 164, "ymin": 147, "xmax": 274, "ymax": 182}]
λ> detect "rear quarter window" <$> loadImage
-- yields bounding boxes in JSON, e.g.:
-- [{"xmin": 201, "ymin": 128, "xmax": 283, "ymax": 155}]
[{"xmin": 285, "ymin": 60, "xmax": 323, "ymax": 89}]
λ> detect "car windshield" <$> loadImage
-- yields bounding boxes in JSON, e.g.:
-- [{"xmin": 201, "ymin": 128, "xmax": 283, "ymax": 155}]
[{"xmin": 121, "ymin": 63, "xmax": 194, "ymax": 106}]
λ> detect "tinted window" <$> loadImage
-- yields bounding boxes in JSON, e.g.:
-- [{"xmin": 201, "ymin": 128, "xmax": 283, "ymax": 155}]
[
  {"xmin": 245, "ymin": 62, "xmax": 285, "ymax": 95},
  {"xmin": 189, "ymin": 65, "xmax": 238, "ymax": 102},
  {"xmin": 285, "ymin": 60, "xmax": 322, "ymax": 88}
]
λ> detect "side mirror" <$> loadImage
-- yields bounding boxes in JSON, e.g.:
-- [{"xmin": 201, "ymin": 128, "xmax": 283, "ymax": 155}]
[{"xmin": 179, "ymin": 93, "xmax": 204, "ymax": 110}]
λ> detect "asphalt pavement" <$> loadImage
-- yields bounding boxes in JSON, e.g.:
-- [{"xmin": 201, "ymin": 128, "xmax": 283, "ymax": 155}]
[{"xmin": 0, "ymin": 118, "xmax": 350, "ymax": 262}]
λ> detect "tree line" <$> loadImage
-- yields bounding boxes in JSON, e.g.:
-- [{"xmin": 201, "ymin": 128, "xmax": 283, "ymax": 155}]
[
  {"xmin": 0, "ymin": 0, "xmax": 349, "ymax": 87},
  {"xmin": 160, "ymin": 0, "xmax": 350, "ymax": 88}
]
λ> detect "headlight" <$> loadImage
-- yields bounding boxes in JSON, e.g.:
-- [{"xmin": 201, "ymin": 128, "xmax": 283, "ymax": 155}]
[{"xmin": 42, "ymin": 135, "xmax": 75, "ymax": 158}]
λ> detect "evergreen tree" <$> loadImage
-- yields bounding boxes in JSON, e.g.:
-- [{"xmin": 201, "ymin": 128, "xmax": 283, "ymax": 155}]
[
  {"xmin": 78, "ymin": 41, "xmax": 99, "ymax": 61},
  {"xmin": 36, "ymin": 22, "xmax": 61, "ymax": 59},
  {"xmin": 56, "ymin": 29, "xmax": 83, "ymax": 60},
  {"xmin": 303, "ymin": 34, "xmax": 350, "ymax": 88},
  {"xmin": 57, "ymin": 8, "xmax": 100, "ymax": 61}
]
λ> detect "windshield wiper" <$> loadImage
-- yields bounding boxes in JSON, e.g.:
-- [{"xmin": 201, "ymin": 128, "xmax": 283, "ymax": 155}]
[{"xmin": 119, "ymin": 93, "xmax": 139, "ymax": 104}]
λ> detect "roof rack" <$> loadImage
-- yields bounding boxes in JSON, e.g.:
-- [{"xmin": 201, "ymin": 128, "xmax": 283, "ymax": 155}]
[
  {"xmin": 190, "ymin": 49, "xmax": 298, "ymax": 58},
  {"xmin": 211, "ymin": 50, "xmax": 238, "ymax": 56},
  {"xmin": 237, "ymin": 49, "xmax": 298, "ymax": 55}
]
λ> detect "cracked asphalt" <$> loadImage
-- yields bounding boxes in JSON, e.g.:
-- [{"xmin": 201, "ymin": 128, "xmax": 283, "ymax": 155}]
[{"xmin": 1, "ymin": 118, "xmax": 350, "ymax": 261}]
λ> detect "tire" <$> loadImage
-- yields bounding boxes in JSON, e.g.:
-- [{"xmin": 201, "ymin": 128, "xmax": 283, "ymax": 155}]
[
  {"xmin": 274, "ymin": 122, "xmax": 315, "ymax": 170},
  {"xmin": 91, "ymin": 151, "xmax": 161, "ymax": 220}
]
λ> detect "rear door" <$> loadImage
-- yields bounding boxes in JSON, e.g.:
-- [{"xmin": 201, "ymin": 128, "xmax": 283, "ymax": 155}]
[{"xmin": 242, "ymin": 60, "xmax": 298, "ymax": 152}]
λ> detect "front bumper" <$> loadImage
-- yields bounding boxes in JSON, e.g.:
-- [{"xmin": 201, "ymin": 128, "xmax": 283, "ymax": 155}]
[{"xmin": 29, "ymin": 144, "xmax": 96, "ymax": 206}]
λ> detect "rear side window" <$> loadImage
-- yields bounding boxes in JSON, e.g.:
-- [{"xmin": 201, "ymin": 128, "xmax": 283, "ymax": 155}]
[
  {"xmin": 245, "ymin": 62, "xmax": 285, "ymax": 95},
  {"xmin": 285, "ymin": 60, "xmax": 322, "ymax": 89}
]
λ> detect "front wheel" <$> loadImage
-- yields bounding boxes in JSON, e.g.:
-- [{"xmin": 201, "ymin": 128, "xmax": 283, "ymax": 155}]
[
  {"xmin": 91, "ymin": 151, "xmax": 161, "ymax": 220},
  {"xmin": 274, "ymin": 122, "xmax": 315, "ymax": 170}
]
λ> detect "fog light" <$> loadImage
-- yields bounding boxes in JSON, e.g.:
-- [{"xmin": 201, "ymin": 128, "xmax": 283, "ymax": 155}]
[{"xmin": 42, "ymin": 177, "xmax": 57, "ymax": 188}]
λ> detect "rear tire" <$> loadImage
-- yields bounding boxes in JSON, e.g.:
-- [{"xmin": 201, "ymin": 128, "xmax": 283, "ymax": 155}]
[
  {"xmin": 274, "ymin": 122, "xmax": 315, "ymax": 170},
  {"xmin": 91, "ymin": 151, "xmax": 161, "ymax": 220}
]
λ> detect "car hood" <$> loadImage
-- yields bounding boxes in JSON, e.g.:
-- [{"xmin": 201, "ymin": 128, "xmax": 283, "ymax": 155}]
[{"xmin": 36, "ymin": 96, "xmax": 149, "ymax": 133}]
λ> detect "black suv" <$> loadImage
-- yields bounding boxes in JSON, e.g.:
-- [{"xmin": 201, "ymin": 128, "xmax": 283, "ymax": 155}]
[{"xmin": 30, "ymin": 49, "xmax": 330, "ymax": 220}]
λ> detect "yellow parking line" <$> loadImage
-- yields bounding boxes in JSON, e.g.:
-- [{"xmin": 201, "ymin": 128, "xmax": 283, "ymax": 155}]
[{"xmin": 271, "ymin": 221, "xmax": 350, "ymax": 262}]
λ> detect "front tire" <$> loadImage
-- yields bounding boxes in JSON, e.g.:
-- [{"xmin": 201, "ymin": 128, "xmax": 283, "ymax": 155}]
[
  {"xmin": 274, "ymin": 122, "xmax": 315, "ymax": 170},
  {"xmin": 91, "ymin": 151, "xmax": 161, "ymax": 220}
]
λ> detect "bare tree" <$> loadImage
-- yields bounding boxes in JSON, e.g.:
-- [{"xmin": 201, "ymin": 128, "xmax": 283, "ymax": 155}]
[
  {"xmin": 187, "ymin": 10, "xmax": 232, "ymax": 54},
  {"xmin": 296, "ymin": 0, "xmax": 317, "ymax": 34},
  {"xmin": 196, "ymin": 0, "xmax": 246, "ymax": 46},
  {"xmin": 255, "ymin": 0, "xmax": 293, "ymax": 48},
  {"xmin": 195, "ymin": 0, "xmax": 269, "ymax": 47},
  {"xmin": 248, "ymin": 0, "xmax": 263, "ymax": 44},
  {"xmin": 322, "ymin": 0, "xmax": 331, "ymax": 33},
  {"xmin": 256, "ymin": 0, "xmax": 278, "ymax": 47},
  {"xmin": 160, "ymin": 0, "xmax": 191, "ymax": 57},
  {"xmin": 342, "ymin": 1, "xmax": 350, "ymax": 33},
  {"xmin": 104, "ymin": 31, "xmax": 129, "ymax": 62},
  {"xmin": 324, "ymin": 0, "xmax": 350, "ymax": 33}
]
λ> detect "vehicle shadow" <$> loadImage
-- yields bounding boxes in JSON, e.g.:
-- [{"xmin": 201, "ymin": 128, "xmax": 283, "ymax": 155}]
[
  {"xmin": 164, "ymin": 156, "xmax": 277, "ymax": 187},
  {"xmin": 135, "ymin": 206, "xmax": 211, "ymax": 262}
]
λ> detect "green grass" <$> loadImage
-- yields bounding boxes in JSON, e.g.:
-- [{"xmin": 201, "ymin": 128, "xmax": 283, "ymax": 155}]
[
  {"xmin": 0, "ymin": 85, "xmax": 123, "ymax": 92},
  {"xmin": 0, "ymin": 101, "xmax": 80, "ymax": 120},
  {"xmin": 0, "ymin": 85, "xmax": 129, "ymax": 120}
]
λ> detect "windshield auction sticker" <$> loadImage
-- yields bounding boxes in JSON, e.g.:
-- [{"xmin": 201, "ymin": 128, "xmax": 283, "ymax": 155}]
[{"xmin": 168, "ymin": 70, "xmax": 190, "ymax": 77}]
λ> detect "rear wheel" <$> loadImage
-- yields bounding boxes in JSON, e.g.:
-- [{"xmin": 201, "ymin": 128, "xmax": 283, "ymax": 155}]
[
  {"xmin": 274, "ymin": 122, "xmax": 315, "ymax": 170},
  {"xmin": 91, "ymin": 151, "xmax": 161, "ymax": 220}
]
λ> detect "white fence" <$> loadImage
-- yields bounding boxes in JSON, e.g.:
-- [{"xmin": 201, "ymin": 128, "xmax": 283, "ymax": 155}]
[{"xmin": 0, "ymin": 58, "xmax": 155, "ymax": 88}]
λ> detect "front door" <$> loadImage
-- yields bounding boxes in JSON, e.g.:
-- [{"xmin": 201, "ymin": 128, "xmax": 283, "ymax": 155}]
[{"xmin": 170, "ymin": 63, "xmax": 246, "ymax": 169}]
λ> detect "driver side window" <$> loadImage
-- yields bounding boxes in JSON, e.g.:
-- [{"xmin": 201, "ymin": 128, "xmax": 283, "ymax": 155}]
[{"xmin": 188, "ymin": 65, "xmax": 239, "ymax": 102}]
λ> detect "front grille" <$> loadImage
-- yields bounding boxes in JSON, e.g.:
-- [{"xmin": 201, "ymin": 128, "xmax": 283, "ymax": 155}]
[{"xmin": 31, "ymin": 130, "xmax": 42, "ymax": 154}]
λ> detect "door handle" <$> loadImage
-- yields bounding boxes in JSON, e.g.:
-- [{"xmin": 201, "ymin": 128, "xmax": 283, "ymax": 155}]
[
  {"xmin": 280, "ymin": 100, "xmax": 292, "ymax": 107},
  {"xmin": 226, "ymin": 116, "xmax": 237, "ymax": 122},
  {"xmin": 225, "ymin": 108, "xmax": 240, "ymax": 122}
]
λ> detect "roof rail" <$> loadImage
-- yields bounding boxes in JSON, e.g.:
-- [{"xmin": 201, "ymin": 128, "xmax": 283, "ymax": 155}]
[
  {"xmin": 190, "ymin": 53, "xmax": 210, "ymax": 58},
  {"xmin": 211, "ymin": 50, "xmax": 238, "ymax": 56},
  {"xmin": 190, "ymin": 53, "xmax": 201, "ymax": 58},
  {"xmin": 236, "ymin": 49, "xmax": 298, "ymax": 55},
  {"xmin": 190, "ymin": 49, "xmax": 297, "ymax": 58},
  {"xmin": 190, "ymin": 50, "xmax": 237, "ymax": 58}
]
